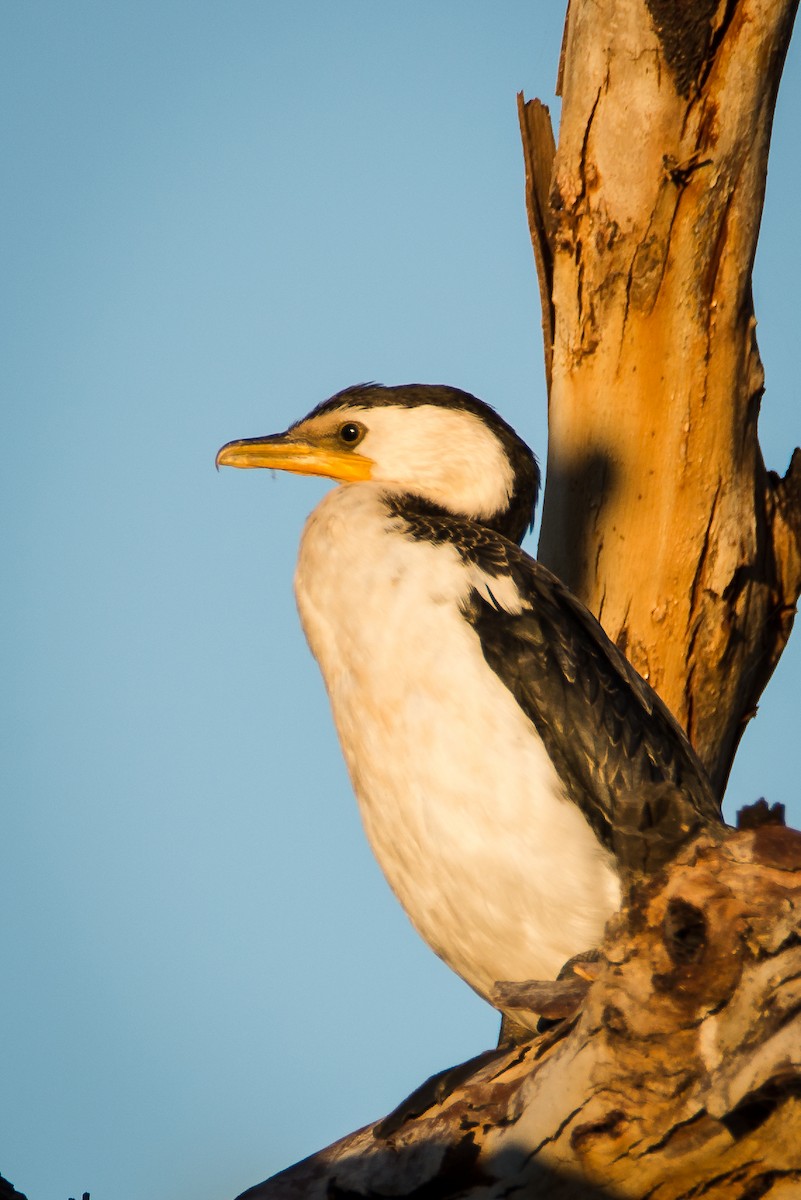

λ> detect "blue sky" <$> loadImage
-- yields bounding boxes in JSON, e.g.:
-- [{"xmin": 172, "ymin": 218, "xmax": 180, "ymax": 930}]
[{"xmin": 2, "ymin": 5, "xmax": 799, "ymax": 1199}]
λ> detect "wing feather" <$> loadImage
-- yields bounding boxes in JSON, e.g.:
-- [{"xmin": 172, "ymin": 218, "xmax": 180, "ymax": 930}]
[
  {"xmin": 457, "ymin": 535, "xmax": 722, "ymax": 878},
  {"xmin": 461, "ymin": 552, "xmax": 723, "ymax": 877},
  {"xmin": 386, "ymin": 493, "xmax": 723, "ymax": 879}
]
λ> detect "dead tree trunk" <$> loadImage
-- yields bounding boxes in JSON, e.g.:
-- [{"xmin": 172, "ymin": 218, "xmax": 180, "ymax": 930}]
[
  {"xmin": 524, "ymin": 0, "xmax": 801, "ymax": 795},
  {"xmin": 237, "ymin": 826, "xmax": 801, "ymax": 1199},
  {"xmin": 234, "ymin": 3, "xmax": 801, "ymax": 1195}
]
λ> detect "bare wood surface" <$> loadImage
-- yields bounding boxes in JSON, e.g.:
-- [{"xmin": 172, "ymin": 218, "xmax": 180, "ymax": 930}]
[
  {"xmin": 517, "ymin": 93, "xmax": 556, "ymax": 393},
  {"xmin": 237, "ymin": 827, "xmax": 801, "ymax": 1199},
  {"xmin": 524, "ymin": 0, "xmax": 801, "ymax": 795}
]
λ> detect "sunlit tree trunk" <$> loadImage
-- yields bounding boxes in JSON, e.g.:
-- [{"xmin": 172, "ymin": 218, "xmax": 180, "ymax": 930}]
[{"xmin": 525, "ymin": 0, "xmax": 801, "ymax": 796}]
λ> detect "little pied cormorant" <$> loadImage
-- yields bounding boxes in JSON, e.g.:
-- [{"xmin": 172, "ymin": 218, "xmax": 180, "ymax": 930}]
[{"xmin": 217, "ymin": 383, "xmax": 722, "ymax": 1031}]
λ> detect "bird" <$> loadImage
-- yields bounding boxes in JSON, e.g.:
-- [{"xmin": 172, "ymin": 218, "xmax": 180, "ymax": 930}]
[{"xmin": 217, "ymin": 382, "xmax": 722, "ymax": 1034}]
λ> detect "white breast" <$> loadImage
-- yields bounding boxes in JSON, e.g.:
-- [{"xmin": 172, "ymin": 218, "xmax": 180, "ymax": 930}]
[{"xmin": 294, "ymin": 484, "xmax": 620, "ymax": 1016}]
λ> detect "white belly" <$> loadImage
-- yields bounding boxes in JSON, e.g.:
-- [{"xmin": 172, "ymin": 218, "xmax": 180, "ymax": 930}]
[{"xmin": 294, "ymin": 485, "xmax": 621, "ymax": 1014}]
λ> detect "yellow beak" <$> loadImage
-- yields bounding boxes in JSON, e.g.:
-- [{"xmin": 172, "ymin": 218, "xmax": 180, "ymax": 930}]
[{"xmin": 215, "ymin": 433, "xmax": 372, "ymax": 482}]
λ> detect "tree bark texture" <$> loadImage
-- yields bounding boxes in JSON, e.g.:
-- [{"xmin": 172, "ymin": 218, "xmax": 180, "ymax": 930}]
[
  {"xmin": 237, "ymin": 827, "xmax": 801, "ymax": 1199},
  {"xmin": 522, "ymin": 0, "xmax": 801, "ymax": 796}
]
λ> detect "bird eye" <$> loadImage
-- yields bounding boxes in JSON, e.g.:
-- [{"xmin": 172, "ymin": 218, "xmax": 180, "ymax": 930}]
[{"xmin": 338, "ymin": 421, "xmax": 364, "ymax": 446}]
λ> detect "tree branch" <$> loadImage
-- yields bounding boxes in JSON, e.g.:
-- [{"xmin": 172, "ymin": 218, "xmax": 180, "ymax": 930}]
[
  {"xmin": 237, "ymin": 827, "xmax": 801, "ymax": 1199},
  {"xmin": 526, "ymin": 0, "xmax": 800, "ymax": 794}
]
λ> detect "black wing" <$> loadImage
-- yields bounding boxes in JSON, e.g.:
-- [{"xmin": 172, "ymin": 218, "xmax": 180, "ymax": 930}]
[
  {"xmin": 376, "ymin": 495, "xmax": 724, "ymax": 880},
  {"xmin": 462, "ymin": 545, "xmax": 722, "ymax": 878},
  {"xmin": 388, "ymin": 494, "xmax": 723, "ymax": 878}
]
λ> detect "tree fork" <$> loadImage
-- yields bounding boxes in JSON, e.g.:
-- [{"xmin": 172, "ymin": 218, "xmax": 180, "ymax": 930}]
[{"xmin": 520, "ymin": 0, "xmax": 801, "ymax": 795}]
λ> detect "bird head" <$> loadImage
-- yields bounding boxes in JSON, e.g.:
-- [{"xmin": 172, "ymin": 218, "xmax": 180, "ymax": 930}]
[{"xmin": 216, "ymin": 383, "xmax": 540, "ymax": 543}]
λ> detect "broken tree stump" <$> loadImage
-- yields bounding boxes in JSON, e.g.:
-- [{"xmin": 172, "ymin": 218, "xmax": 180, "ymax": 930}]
[{"xmin": 237, "ymin": 825, "xmax": 801, "ymax": 1199}]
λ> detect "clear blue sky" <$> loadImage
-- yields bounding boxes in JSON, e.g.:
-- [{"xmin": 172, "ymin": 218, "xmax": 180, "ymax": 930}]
[{"xmin": 2, "ymin": 5, "xmax": 799, "ymax": 1199}]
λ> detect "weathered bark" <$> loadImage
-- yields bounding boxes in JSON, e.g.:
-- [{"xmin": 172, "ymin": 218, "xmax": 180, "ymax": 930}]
[
  {"xmin": 522, "ymin": 0, "xmax": 801, "ymax": 796},
  {"xmin": 238, "ymin": 826, "xmax": 801, "ymax": 1199},
  {"xmin": 518, "ymin": 94, "xmax": 557, "ymax": 394}
]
